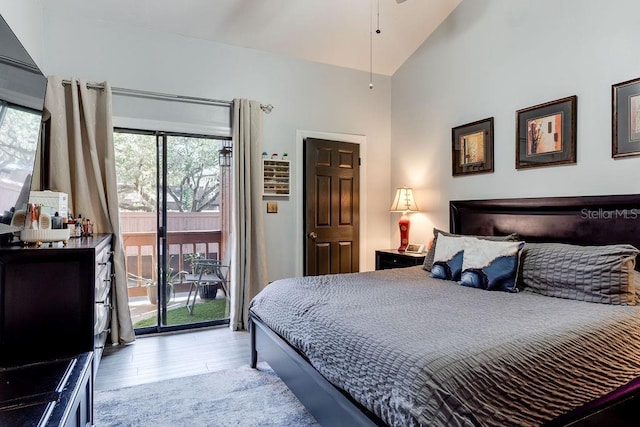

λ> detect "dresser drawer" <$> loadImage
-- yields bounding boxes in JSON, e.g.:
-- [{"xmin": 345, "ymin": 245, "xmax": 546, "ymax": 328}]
[
  {"xmin": 94, "ymin": 300, "xmax": 111, "ymax": 335},
  {"xmin": 94, "ymin": 330, "xmax": 109, "ymax": 351},
  {"xmin": 96, "ymin": 245, "xmax": 113, "ymax": 267},
  {"xmin": 95, "ymin": 262, "xmax": 112, "ymax": 302}
]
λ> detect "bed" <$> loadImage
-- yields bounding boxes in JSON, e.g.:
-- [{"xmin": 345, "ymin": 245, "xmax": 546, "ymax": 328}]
[{"xmin": 249, "ymin": 194, "xmax": 640, "ymax": 426}]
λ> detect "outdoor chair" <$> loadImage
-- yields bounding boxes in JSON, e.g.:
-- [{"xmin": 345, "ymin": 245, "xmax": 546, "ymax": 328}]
[{"xmin": 184, "ymin": 259, "xmax": 229, "ymax": 315}]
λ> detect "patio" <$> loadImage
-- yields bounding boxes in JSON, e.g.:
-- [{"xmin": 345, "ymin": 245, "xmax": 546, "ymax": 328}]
[
  {"xmin": 129, "ymin": 289, "xmax": 229, "ymax": 327},
  {"xmin": 120, "ymin": 211, "xmax": 229, "ymax": 328}
]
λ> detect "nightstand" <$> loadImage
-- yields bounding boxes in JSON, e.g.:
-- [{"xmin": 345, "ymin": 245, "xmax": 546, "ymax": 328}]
[{"xmin": 375, "ymin": 250, "xmax": 426, "ymax": 270}]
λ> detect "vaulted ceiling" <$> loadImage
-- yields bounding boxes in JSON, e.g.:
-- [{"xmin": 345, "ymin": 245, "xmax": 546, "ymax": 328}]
[{"xmin": 48, "ymin": 0, "xmax": 461, "ymax": 76}]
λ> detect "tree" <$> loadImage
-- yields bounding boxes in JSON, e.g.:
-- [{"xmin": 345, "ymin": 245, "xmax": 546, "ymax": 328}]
[
  {"xmin": 0, "ymin": 103, "xmax": 41, "ymax": 179},
  {"xmin": 114, "ymin": 132, "xmax": 222, "ymax": 212},
  {"xmin": 114, "ymin": 133, "xmax": 157, "ymax": 211},
  {"xmin": 166, "ymin": 136, "xmax": 221, "ymax": 212}
]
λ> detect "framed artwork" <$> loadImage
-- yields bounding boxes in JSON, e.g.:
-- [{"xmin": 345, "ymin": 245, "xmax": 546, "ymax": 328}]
[
  {"xmin": 516, "ymin": 95, "xmax": 577, "ymax": 169},
  {"xmin": 612, "ymin": 77, "xmax": 640, "ymax": 158},
  {"xmin": 452, "ymin": 117, "xmax": 494, "ymax": 176}
]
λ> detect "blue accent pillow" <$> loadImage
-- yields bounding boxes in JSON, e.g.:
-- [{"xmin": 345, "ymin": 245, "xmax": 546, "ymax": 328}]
[
  {"xmin": 458, "ymin": 238, "xmax": 524, "ymax": 292},
  {"xmin": 430, "ymin": 234, "xmax": 466, "ymax": 281}
]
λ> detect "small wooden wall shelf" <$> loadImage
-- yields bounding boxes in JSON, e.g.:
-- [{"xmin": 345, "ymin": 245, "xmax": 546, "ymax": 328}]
[{"xmin": 263, "ymin": 159, "xmax": 290, "ymax": 196}]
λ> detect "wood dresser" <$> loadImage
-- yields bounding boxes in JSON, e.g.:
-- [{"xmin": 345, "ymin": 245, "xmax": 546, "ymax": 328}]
[
  {"xmin": 0, "ymin": 234, "xmax": 113, "ymax": 370},
  {"xmin": 0, "ymin": 234, "xmax": 113, "ymax": 425}
]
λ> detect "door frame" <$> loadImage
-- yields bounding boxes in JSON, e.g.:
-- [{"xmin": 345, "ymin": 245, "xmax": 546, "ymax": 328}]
[
  {"xmin": 114, "ymin": 128, "xmax": 231, "ymax": 335},
  {"xmin": 295, "ymin": 130, "xmax": 367, "ymax": 277}
]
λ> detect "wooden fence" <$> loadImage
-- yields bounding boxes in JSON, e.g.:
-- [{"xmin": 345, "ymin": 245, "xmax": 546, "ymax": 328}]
[
  {"xmin": 120, "ymin": 211, "xmax": 221, "ymax": 233},
  {"xmin": 121, "ymin": 212, "xmax": 224, "ymax": 293}
]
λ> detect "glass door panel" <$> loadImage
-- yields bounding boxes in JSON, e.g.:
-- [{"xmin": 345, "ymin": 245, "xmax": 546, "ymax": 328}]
[
  {"xmin": 114, "ymin": 131, "xmax": 159, "ymax": 329},
  {"xmin": 163, "ymin": 135, "xmax": 230, "ymax": 326}
]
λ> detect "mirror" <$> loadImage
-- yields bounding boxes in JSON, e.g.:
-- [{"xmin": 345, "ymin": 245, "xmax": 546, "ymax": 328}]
[{"xmin": 0, "ymin": 14, "xmax": 47, "ymax": 243}]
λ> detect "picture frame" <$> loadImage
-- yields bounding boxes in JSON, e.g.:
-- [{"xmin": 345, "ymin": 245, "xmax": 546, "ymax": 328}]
[
  {"xmin": 612, "ymin": 77, "xmax": 640, "ymax": 158},
  {"xmin": 405, "ymin": 243, "xmax": 425, "ymax": 254},
  {"xmin": 516, "ymin": 95, "xmax": 577, "ymax": 169},
  {"xmin": 452, "ymin": 117, "xmax": 494, "ymax": 176}
]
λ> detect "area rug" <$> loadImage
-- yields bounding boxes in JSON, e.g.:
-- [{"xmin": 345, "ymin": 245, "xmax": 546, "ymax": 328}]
[{"xmin": 94, "ymin": 363, "xmax": 319, "ymax": 426}]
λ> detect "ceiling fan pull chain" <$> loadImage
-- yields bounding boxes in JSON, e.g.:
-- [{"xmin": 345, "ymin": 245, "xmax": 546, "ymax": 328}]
[
  {"xmin": 376, "ymin": 0, "xmax": 381, "ymax": 34},
  {"xmin": 369, "ymin": 0, "xmax": 374, "ymax": 89}
]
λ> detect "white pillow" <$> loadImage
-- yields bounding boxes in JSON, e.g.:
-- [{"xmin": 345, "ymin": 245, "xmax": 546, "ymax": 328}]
[
  {"xmin": 459, "ymin": 237, "xmax": 524, "ymax": 292},
  {"xmin": 430, "ymin": 234, "xmax": 468, "ymax": 281}
]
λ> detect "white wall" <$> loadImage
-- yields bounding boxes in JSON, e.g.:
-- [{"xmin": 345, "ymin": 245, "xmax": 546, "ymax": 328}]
[
  {"xmin": 39, "ymin": 9, "xmax": 391, "ymax": 279},
  {"xmin": 0, "ymin": 0, "xmax": 44, "ymax": 67},
  {"xmin": 391, "ymin": 0, "xmax": 640, "ymax": 247}
]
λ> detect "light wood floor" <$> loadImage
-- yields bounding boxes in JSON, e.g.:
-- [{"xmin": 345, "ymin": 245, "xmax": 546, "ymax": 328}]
[{"xmin": 94, "ymin": 326, "xmax": 251, "ymax": 392}]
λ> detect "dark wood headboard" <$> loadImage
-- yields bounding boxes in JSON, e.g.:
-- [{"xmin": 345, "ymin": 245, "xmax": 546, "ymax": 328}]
[{"xmin": 450, "ymin": 194, "xmax": 640, "ymax": 269}]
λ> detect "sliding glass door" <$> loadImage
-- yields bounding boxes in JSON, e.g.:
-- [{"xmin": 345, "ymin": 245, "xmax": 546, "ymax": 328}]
[{"xmin": 114, "ymin": 129, "xmax": 231, "ymax": 334}]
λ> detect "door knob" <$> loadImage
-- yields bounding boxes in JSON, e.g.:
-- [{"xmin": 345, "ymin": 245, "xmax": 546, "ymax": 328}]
[{"xmin": 307, "ymin": 231, "xmax": 318, "ymax": 240}]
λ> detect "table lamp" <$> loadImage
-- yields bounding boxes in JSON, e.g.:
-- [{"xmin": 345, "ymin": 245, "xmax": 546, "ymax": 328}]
[{"xmin": 389, "ymin": 187, "xmax": 419, "ymax": 252}]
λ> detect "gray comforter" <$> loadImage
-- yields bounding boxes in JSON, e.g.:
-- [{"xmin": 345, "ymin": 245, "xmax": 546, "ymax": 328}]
[{"xmin": 249, "ymin": 266, "xmax": 640, "ymax": 426}]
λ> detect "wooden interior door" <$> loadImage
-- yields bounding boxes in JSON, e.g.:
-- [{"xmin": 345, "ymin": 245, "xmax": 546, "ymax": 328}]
[{"xmin": 304, "ymin": 138, "xmax": 360, "ymax": 276}]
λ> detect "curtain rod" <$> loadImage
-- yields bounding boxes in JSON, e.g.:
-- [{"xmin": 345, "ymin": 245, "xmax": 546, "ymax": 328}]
[
  {"xmin": 61, "ymin": 79, "xmax": 230, "ymax": 107},
  {"xmin": 60, "ymin": 79, "xmax": 274, "ymax": 112}
]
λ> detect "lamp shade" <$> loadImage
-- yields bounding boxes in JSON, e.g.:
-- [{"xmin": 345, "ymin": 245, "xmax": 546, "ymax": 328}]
[{"xmin": 389, "ymin": 187, "xmax": 419, "ymax": 212}]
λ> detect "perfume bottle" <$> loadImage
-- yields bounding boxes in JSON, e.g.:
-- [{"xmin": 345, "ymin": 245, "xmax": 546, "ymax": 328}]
[
  {"xmin": 52, "ymin": 212, "xmax": 63, "ymax": 229},
  {"xmin": 75, "ymin": 214, "xmax": 82, "ymax": 237}
]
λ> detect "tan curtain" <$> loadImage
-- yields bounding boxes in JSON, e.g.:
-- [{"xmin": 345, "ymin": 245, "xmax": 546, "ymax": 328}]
[
  {"xmin": 230, "ymin": 99, "xmax": 268, "ymax": 330},
  {"xmin": 39, "ymin": 76, "xmax": 135, "ymax": 344}
]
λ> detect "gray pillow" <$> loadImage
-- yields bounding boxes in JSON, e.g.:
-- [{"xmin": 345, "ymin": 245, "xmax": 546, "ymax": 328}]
[
  {"xmin": 520, "ymin": 242, "xmax": 639, "ymax": 305},
  {"xmin": 422, "ymin": 228, "xmax": 520, "ymax": 271}
]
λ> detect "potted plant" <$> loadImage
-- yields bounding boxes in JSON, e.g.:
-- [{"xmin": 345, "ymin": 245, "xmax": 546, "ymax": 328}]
[
  {"xmin": 145, "ymin": 279, "xmax": 159, "ymax": 305},
  {"xmin": 127, "ymin": 271, "xmax": 159, "ymax": 305},
  {"xmin": 133, "ymin": 264, "xmax": 184, "ymax": 305},
  {"xmin": 198, "ymin": 280, "xmax": 218, "ymax": 301}
]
